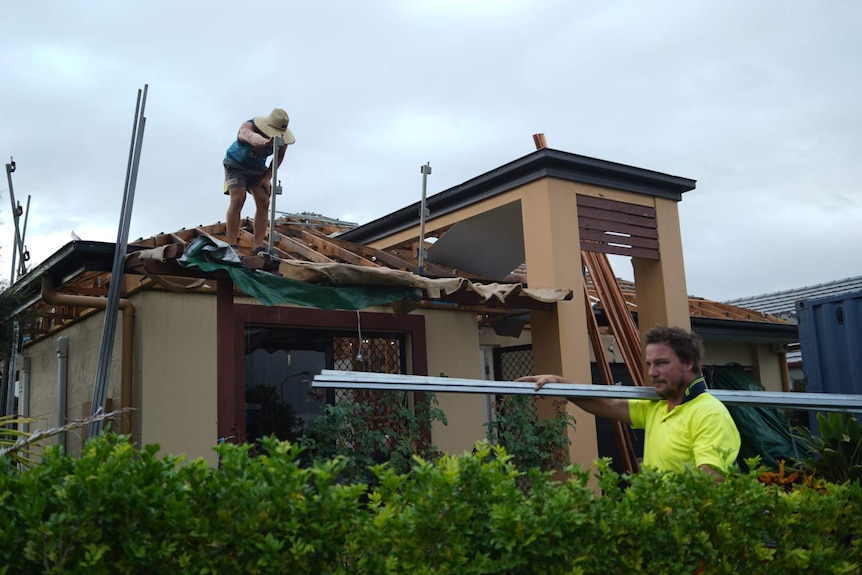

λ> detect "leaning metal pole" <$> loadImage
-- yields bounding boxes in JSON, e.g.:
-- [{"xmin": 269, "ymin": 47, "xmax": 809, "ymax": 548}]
[
  {"xmin": 417, "ymin": 162, "xmax": 431, "ymax": 275},
  {"xmin": 2, "ymin": 160, "xmax": 25, "ymax": 417},
  {"xmin": 88, "ymin": 85, "xmax": 148, "ymax": 438},
  {"xmin": 267, "ymin": 136, "xmax": 284, "ymax": 253},
  {"xmin": 3, "ymin": 322, "xmax": 20, "ymax": 417},
  {"xmin": 18, "ymin": 195, "xmax": 31, "ymax": 278},
  {"xmin": 5, "ymin": 159, "xmax": 26, "ymax": 283}
]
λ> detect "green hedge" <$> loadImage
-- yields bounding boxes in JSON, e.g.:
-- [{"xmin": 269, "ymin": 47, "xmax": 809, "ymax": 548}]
[{"xmin": 1, "ymin": 435, "xmax": 860, "ymax": 574}]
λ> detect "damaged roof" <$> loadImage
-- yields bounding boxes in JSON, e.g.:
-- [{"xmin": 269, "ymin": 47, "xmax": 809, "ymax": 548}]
[
  {"xmin": 13, "ymin": 214, "xmax": 570, "ymax": 345},
  {"xmin": 12, "ymin": 212, "xmax": 793, "ymax": 346}
]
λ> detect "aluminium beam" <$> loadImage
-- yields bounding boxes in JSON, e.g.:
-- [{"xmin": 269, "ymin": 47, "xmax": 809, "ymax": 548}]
[
  {"xmin": 312, "ymin": 370, "xmax": 862, "ymax": 413},
  {"xmin": 89, "ymin": 85, "xmax": 147, "ymax": 438}
]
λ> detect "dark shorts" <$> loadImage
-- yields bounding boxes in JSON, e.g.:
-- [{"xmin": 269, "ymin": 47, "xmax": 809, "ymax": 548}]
[{"xmin": 223, "ymin": 163, "xmax": 266, "ymax": 195}]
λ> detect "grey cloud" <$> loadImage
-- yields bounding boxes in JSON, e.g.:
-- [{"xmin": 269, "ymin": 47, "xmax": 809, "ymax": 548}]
[{"xmin": 2, "ymin": 1, "xmax": 860, "ymax": 300}]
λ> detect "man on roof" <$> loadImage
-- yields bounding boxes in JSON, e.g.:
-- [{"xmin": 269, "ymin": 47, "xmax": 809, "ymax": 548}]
[
  {"xmin": 223, "ymin": 108, "xmax": 295, "ymax": 253},
  {"xmin": 519, "ymin": 325, "xmax": 741, "ymax": 481}
]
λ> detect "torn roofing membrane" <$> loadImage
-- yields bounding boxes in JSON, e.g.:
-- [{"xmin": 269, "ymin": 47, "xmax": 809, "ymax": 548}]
[{"xmin": 175, "ymin": 235, "xmax": 571, "ymax": 310}]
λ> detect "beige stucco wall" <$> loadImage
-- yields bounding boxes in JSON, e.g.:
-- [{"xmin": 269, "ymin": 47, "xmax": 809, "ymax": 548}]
[
  {"xmin": 136, "ymin": 291, "xmax": 218, "ymax": 465},
  {"xmin": 421, "ymin": 309, "xmax": 487, "ymax": 455},
  {"xmin": 701, "ymin": 340, "xmax": 754, "ymax": 367},
  {"xmin": 22, "ymin": 307, "xmax": 124, "ymax": 454},
  {"xmin": 685, "ymin": 339, "xmax": 785, "ymax": 392},
  {"xmin": 753, "ymin": 345, "xmax": 785, "ymax": 392},
  {"xmin": 20, "ymin": 290, "xmax": 218, "ymax": 462}
]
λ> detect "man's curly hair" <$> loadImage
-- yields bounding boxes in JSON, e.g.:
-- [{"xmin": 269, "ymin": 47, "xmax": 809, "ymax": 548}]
[{"xmin": 644, "ymin": 325, "xmax": 705, "ymax": 373}]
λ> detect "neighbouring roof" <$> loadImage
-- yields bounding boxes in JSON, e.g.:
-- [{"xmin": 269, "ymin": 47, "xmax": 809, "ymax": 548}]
[
  {"xmin": 590, "ymin": 276, "xmax": 789, "ymax": 324},
  {"xmin": 724, "ymin": 275, "xmax": 862, "ymax": 320},
  {"xmin": 585, "ymin": 277, "xmax": 797, "ymax": 344},
  {"xmin": 504, "ymin": 264, "xmax": 791, "ymax": 328}
]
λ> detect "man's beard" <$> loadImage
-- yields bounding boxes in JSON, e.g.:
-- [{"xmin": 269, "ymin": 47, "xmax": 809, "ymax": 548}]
[{"xmin": 653, "ymin": 380, "xmax": 680, "ymax": 400}]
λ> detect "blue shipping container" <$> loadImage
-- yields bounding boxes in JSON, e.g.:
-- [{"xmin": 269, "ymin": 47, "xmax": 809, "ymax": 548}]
[{"xmin": 796, "ymin": 289, "xmax": 862, "ymax": 397}]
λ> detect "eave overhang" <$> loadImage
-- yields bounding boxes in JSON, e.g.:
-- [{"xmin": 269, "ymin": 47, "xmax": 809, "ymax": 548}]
[
  {"xmin": 339, "ymin": 147, "xmax": 696, "ymax": 245},
  {"xmin": 10, "ymin": 240, "xmax": 136, "ymax": 313}
]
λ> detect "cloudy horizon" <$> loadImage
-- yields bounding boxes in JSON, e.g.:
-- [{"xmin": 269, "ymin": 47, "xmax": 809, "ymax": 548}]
[{"xmin": 2, "ymin": 1, "xmax": 860, "ymax": 302}]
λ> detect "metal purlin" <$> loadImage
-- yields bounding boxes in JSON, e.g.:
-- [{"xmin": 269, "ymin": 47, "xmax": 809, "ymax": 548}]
[
  {"xmin": 3, "ymin": 158, "xmax": 30, "ymax": 417},
  {"xmin": 312, "ymin": 370, "xmax": 862, "ymax": 413},
  {"xmin": 267, "ymin": 135, "xmax": 285, "ymax": 253},
  {"xmin": 88, "ymin": 85, "xmax": 148, "ymax": 438}
]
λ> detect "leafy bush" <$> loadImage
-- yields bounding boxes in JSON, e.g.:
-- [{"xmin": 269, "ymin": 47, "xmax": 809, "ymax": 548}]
[
  {"xmin": 793, "ymin": 412, "xmax": 862, "ymax": 484},
  {"xmin": 299, "ymin": 391, "xmax": 446, "ymax": 484},
  {"xmin": 1, "ymin": 434, "xmax": 861, "ymax": 574},
  {"xmin": 485, "ymin": 395, "xmax": 576, "ymax": 473}
]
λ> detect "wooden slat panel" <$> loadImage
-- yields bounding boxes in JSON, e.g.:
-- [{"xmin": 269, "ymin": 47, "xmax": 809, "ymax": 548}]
[
  {"xmin": 577, "ymin": 194, "xmax": 656, "ymax": 217},
  {"xmin": 581, "ymin": 241, "xmax": 660, "ymax": 260},
  {"xmin": 578, "ymin": 216, "xmax": 659, "ymax": 239},
  {"xmin": 577, "ymin": 205, "xmax": 657, "ymax": 230},
  {"xmin": 579, "ymin": 229, "xmax": 660, "ymax": 250},
  {"xmin": 577, "ymin": 194, "xmax": 660, "ymax": 260}
]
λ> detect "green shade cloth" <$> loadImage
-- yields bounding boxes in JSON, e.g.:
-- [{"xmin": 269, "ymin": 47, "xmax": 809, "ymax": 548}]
[
  {"xmin": 178, "ymin": 235, "xmax": 419, "ymax": 310},
  {"xmin": 705, "ymin": 364, "xmax": 799, "ymax": 470}
]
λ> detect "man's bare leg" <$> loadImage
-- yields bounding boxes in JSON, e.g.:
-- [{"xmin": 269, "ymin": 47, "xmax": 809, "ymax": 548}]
[
  {"xmin": 250, "ymin": 185, "xmax": 271, "ymax": 249},
  {"xmin": 225, "ymin": 188, "xmax": 248, "ymax": 246}
]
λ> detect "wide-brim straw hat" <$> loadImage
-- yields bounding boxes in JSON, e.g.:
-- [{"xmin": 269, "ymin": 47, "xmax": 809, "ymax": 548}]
[{"xmin": 253, "ymin": 108, "xmax": 296, "ymax": 144}]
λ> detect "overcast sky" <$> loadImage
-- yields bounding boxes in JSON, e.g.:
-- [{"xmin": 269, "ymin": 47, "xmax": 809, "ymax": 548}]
[{"xmin": 1, "ymin": 1, "xmax": 860, "ymax": 302}]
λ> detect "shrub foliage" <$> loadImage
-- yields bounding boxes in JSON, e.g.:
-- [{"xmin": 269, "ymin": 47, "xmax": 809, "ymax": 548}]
[{"xmin": 1, "ymin": 435, "xmax": 860, "ymax": 574}]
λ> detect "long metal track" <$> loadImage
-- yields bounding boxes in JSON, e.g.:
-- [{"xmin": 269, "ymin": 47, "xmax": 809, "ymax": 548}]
[
  {"xmin": 312, "ymin": 370, "xmax": 862, "ymax": 413},
  {"xmin": 88, "ymin": 85, "xmax": 148, "ymax": 438}
]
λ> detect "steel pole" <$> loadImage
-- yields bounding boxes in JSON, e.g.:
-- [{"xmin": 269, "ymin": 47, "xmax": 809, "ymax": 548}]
[
  {"xmin": 3, "ymin": 161, "xmax": 23, "ymax": 417},
  {"xmin": 3, "ymin": 322, "xmax": 19, "ymax": 417},
  {"xmin": 417, "ymin": 162, "xmax": 431, "ymax": 275},
  {"xmin": 268, "ymin": 136, "xmax": 283, "ymax": 253},
  {"xmin": 5, "ymin": 160, "xmax": 24, "ymax": 283},
  {"xmin": 18, "ymin": 195, "xmax": 31, "ymax": 278},
  {"xmin": 89, "ymin": 85, "xmax": 148, "ymax": 438}
]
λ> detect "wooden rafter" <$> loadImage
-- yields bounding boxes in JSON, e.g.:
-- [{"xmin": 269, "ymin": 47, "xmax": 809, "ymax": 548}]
[{"xmin": 298, "ymin": 228, "xmax": 377, "ymax": 267}]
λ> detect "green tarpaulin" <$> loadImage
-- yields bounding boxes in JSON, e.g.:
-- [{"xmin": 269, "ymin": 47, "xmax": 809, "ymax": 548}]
[
  {"xmin": 178, "ymin": 236, "xmax": 419, "ymax": 310},
  {"xmin": 705, "ymin": 364, "xmax": 800, "ymax": 470}
]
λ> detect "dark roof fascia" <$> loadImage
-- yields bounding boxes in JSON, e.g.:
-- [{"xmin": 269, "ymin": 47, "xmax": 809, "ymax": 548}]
[
  {"xmin": 10, "ymin": 241, "xmax": 138, "ymax": 312},
  {"xmin": 593, "ymin": 309, "xmax": 799, "ymax": 344},
  {"xmin": 689, "ymin": 316, "xmax": 799, "ymax": 344},
  {"xmin": 340, "ymin": 148, "xmax": 697, "ymax": 245}
]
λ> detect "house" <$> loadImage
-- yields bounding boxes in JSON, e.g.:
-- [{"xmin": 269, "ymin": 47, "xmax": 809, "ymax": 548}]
[
  {"xmin": 725, "ymin": 275, "xmax": 862, "ymax": 389},
  {"xmin": 9, "ymin": 148, "xmax": 797, "ymax": 469}
]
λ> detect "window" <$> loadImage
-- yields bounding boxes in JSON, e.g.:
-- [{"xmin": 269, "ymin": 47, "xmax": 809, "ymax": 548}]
[{"xmin": 243, "ymin": 326, "xmax": 406, "ymax": 442}]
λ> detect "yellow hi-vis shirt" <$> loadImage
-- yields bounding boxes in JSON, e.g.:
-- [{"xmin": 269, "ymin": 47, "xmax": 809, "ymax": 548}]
[{"xmin": 628, "ymin": 386, "xmax": 741, "ymax": 474}]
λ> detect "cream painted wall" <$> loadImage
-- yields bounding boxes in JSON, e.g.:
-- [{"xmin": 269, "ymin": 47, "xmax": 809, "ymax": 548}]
[
  {"xmin": 701, "ymin": 340, "xmax": 754, "ymax": 367},
  {"xmin": 421, "ymin": 309, "xmax": 488, "ymax": 456},
  {"xmin": 694, "ymin": 339, "xmax": 785, "ymax": 391},
  {"xmin": 754, "ymin": 344, "xmax": 784, "ymax": 392},
  {"xmin": 22, "ymin": 308, "xmax": 123, "ymax": 454},
  {"xmin": 137, "ymin": 291, "xmax": 218, "ymax": 465},
  {"xmin": 20, "ymin": 290, "xmax": 218, "ymax": 462}
]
